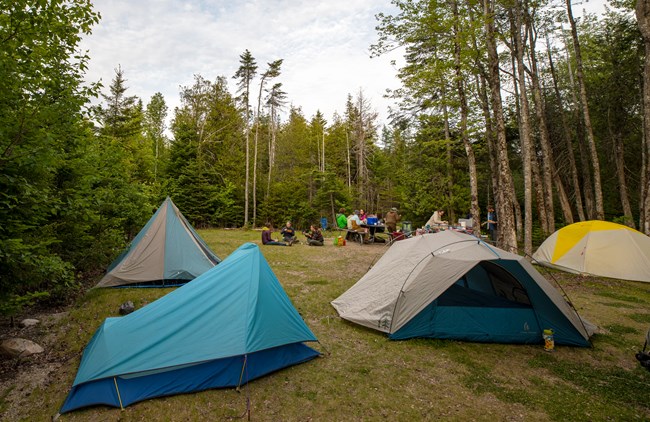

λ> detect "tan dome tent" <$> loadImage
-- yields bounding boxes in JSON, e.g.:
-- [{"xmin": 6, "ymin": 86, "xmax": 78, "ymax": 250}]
[
  {"xmin": 532, "ymin": 221, "xmax": 650, "ymax": 283},
  {"xmin": 332, "ymin": 231, "xmax": 594, "ymax": 346},
  {"xmin": 96, "ymin": 197, "xmax": 220, "ymax": 287}
]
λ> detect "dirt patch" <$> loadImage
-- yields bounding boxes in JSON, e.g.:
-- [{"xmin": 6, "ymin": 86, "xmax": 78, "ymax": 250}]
[{"xmin": 0, "ymin": 311, "xmax": 73, "ymax": 420}]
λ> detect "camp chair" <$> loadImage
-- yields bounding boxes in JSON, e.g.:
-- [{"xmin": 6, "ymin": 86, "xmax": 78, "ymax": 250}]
[
  {"xmin": 386, "ymin": 221, "xmax": 412, "ymax": 244},
  {"xmin": 320, "ymin": 217, "xmax": 328, "ymax": 231}
]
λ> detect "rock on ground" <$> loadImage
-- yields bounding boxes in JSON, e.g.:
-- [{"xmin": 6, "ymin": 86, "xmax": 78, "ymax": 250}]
[{"xmin": 0, "ymin": 338, "xmax": 44, "ymax": 358}]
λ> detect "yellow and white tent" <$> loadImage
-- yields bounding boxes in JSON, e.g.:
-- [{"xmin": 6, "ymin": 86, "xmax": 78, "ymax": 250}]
[{"xmin": 532, "ymin": 221, "xmax": 650, "ymax": 283}]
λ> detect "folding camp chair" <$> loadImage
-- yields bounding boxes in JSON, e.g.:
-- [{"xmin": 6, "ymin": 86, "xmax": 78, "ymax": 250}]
[
  {"xmin": 320, "ymin": 217, "xmax": 328, "ymax": 231},
  {"xmin": 387, "ymin": 221, "xmax": 412, "ymax": 244}
]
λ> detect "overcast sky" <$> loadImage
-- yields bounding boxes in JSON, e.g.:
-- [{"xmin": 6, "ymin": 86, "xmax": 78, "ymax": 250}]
[
  {"xmin": 80, "ymin": 0, "xmax": 609, "ymax": 129},
  {"xmin": 80, "ymin": 0, "xmax": 403, "ymax": 127}
]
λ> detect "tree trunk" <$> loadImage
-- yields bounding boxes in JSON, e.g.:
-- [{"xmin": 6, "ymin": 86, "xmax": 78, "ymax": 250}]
[
  {"xmin": 451, "ymin": 0, "xmax": 478, "ymax": 229},
  {"xmin": 610, "ymin": 128, "xmax": 635, "ymax": 227},
  {"xmin": 442, "ymin": 91, "xmax": 455, "ymax": 223},
  {"xmin": 266, "ymin": 106, "xmax": 277, "ymax": 200},
  {"xmin": 547, "ymin": 36, "xmax": 583, "ymax": 222},
  {"xmin": 244, "ymin": 127, "xmax": 250, "ymax": 226},
  {"xmin": 565, "ymin": 34, "xmax": 595, "ymax": 220},
  {"xmin": 532, "ymin": 155, "xmax": 549, "ymax": 233},
  {"xmin": 346, "ymin": 131, "xmax": 351, "ymax": 193},
  {"xmin": 484, "ymin": 0, "xmax": 518, "ymax": 252},
  {"xmin": 566, "ymin": 0, "xmax": 604, "ymax": 220},
  {"xmin": 636, "ymin": 0, "xmax": 650, "ymax": 234},
  {"xmin": 528, "ymin": 21, "xmax": 569, "ymax": 230},
  {"xmin": 475, "ymin": 73, "xmax": 493, "ymax": 232},
  {"xmin": 511, "ymin": 3, "xmax": 533, "ymax": 255}
]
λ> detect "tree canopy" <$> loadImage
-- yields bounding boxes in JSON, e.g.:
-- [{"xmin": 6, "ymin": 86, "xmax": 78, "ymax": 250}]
[{"xmin": 1, "ymin": 0, "xmax": 648, "ymax": 312}]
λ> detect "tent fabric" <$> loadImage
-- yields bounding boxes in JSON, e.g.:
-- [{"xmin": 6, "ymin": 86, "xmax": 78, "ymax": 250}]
[
  {"xmin": 331, "ymin": 231, "xmax": 593, "ymax": 346},
  {"xmin": 532, "ymin": 220, "xmax": 650, "ymax": 283},
  {"xmin": 96, "ymin": 197, "xmax": 221, "ymax": 287},
  {"xmin": 62, "ymin": 243, "xmax": 319, "ymax": 413}
]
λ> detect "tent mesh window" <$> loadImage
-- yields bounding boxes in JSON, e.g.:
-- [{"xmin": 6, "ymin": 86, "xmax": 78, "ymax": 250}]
[{"xmin": 439, "ymin": 261, "xmax": 532, "ymax": 308}]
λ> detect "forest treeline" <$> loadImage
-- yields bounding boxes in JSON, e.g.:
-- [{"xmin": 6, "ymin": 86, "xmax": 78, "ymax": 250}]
[{"xmin": 1, "ymin": 0, "xmax": 649, "ymax": 312}]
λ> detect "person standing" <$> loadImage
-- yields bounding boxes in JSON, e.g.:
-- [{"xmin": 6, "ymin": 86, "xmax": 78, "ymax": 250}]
[
  {"xmin": 385, "ymin": 207, "xmax": 401, "ymax": 232},
  {"xmin": 486, "ymin": 205, "xmax": 497, "ymax": 241}
]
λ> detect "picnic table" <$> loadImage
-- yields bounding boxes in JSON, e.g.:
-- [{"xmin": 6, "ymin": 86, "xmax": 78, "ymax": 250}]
[{"xmin": 360, "ymin": 223, "xmax": 387, "ymax": 244}]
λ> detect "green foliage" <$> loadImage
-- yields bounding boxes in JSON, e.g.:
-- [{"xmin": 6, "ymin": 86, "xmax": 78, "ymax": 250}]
[
  {"xmin": 0, "ymin": 0, "xmax": 101, "ymax": 308},
  {"xmin": 166, "ymin": 75, "xmax": 245, "ymax": 227},
  {"xmin": 0, "ymin": 291, "xmax": 50, "ymax": 319}
]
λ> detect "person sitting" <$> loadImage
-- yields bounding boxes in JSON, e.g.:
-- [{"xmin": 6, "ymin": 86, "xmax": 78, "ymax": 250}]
[
  {"xmin": 385, "ymin": 207, "xmax": 401, "ymax": 232},
  {"xmin": 303, "ymin": 224, "xmax": 324, "ymax": 246},
  {"xmin": 425, "ymin": 209, "xmax": 448, "ymax": 228},
  {"xmin": 346, "ymin": 210, "xmax": 369, "ymax": 241},
  {"xmin": 336, "ymin": 207, "xmax": 348, "ymax": 229},
  {"xmin": 262, "ymin": 225, "xmax": 290, "ymax": 246},
  {"xmin": 280, "ymin": 221, "xmax": 298, "ymax": 244},
  {"xmin": 359, "ymin": 209, "xmax": 367, "ymax": 223}
]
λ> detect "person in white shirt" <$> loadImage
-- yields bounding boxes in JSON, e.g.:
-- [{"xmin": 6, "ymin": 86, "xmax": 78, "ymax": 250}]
[{"xmin": 425, "ymin": 209, "xmax": 448, "ymax": 228}]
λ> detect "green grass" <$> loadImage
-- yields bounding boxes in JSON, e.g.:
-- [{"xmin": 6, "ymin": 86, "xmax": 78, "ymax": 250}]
[
  {"xmin": 594, "ymin": 290, "xmax": 648, "ymax": 304},
  {"xmin": 3, "ymin": 229, "xmax": 650, "ymax": 421}
]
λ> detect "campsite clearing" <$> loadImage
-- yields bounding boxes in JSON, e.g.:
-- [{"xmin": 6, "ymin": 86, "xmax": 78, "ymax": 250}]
[{"xmin": 1, "ymin": 229, "xmax": 649, "ymax": 421}]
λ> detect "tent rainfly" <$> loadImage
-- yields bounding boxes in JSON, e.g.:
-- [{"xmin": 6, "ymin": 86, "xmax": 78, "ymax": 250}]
[
  {"xmin": 532, "ymin": 220, "xmax": 650, "ymax": 283},
  {"xmin": 61, "ymin": 243, "xmax": 319, "ymax": 414},
  {"xmin": 332, "ymin": 231, "xmax": 594, "ymax": 346},
  {"xmin": 96, "ymin": 197, "xmax": 221, "ymax": 287}
]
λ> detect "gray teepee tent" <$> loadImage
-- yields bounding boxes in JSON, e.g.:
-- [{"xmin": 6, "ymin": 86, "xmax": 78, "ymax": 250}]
[{"xmin": 96, "ymin": 197, "xmax": 220, "ymax": 287}]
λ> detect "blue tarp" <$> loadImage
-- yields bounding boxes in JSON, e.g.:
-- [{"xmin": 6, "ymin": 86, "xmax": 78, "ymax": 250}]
[{"xmin": 62, "ymin": 243, "xmax": 319, "ymax": 413}]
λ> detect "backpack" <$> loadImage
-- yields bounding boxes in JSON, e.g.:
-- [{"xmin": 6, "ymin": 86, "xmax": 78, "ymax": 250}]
[{"xmin": 635, "ymin": 327, "xmax": 650, "ymax": 371}]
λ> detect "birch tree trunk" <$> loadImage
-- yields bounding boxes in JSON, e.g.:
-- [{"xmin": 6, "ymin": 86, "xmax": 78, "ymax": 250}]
[
  {"xmin": 442, "ymin": 90, "xmax": 455, "ymax": 223},
  {"xmin": 565, "ymin": 35, "xmax": 596, "ymax": 219},
  {"xmin": 451, "ymin": 0, "xmax": 478, "ymax": 229},
  {"xmin": 511, "ymin": 3, "xmax": 533, "ymax": 255},
  {"xmin": 547, "ymin": 36, "xmax": 584, "ymax": 222},
  {"xmin": 527, "ymin": 21, "xmax": 571, "ymax": 228},
  {"xmin": 266, "ymin": 106, "xmax": 277, "ymax": 199},
  {"xmin": 484, "ymin": 0, "xmax": 518, "ymax": 252},
  {"xmin": 566, "ymin": 0, "xmax": 604, "ymax": 220},
  {"xmin": 253, "ymin": 85, "xmax": 263, "ymax": 227}
]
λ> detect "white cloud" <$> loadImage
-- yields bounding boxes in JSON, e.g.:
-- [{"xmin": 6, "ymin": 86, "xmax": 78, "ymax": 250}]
[{"xmin": 80, "ymin": 0, "xmax": 402, "ymax": 127}]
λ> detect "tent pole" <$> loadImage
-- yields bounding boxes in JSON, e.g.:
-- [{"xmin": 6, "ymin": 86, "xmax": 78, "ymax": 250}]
[
  {"xmin": 236, "ymin": 354, "xmax": 248, "ymax": 391},
  {"xmin": 113, "ymin": 377, "xmax": 124, "ymax": 410}
]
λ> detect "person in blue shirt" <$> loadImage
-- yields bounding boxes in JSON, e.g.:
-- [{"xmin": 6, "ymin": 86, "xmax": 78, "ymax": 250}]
[{"xmin": 486, "ymin": 204, "xmax": 497, "ymax": 241}]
